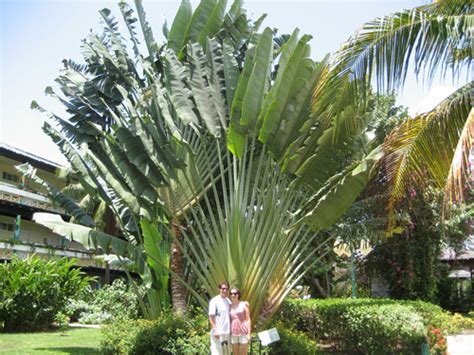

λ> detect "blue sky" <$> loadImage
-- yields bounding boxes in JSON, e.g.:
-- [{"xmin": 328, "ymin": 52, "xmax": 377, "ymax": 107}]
[{"xmin": 1, "ymin": 0, "xmax": 458, "ymax": 164}]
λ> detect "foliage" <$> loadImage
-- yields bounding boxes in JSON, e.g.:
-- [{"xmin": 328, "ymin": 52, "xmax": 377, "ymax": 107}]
[
  {"xmin": 0, "ymin": 256, "xmax": 93, "ymax": 332},
  {"xmin": 300, "ymin": 94, "xmax": 408, "ymax": 299},
  {"xmin": 427, "ymin": 326, "xmax": 447, "ymax": 355},
  {"xmin": 264, "ymin": 321, "xmax": 318, "ymax": 355},
  {"xmin": 366, "ymin": 93, "xmax": 409, "ymax": 147},
  {"xmin": 364, "ymin": 188, "xmax": 473, "ymax": 303},
  {"xmin": 99, "ymin": 311, "xmax": 208, "ymax": 354},
  {"xmin": 276, "ymin": 298, "xmax": 471, "ymax": 353},
  {"xmin": 65, "ymin": 278, "xmax": 144, "ymax": 324},
  {"xmin": 330, "ymin": 0, "xmax": 473, "ymax": 221},
  {"xmin": 33, "ymin": 0, "xmax": 381, "ymax": 323}
]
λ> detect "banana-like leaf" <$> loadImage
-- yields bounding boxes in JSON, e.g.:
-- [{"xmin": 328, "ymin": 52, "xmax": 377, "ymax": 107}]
[
  {"xmin": 33, "ymin": 212, "xmax": 158, "ymax": 289},
  {"xmin": 240, "ymin": 27, "xmax": 273, "ymax": 130},
  {"xmin": 187, "ymin": 43, "xmax": 222, "ymax": 136},
  {"xmin": 167, "ymin": 0, "xmax": 193, "ymax": 53},
  {"xmin": 33, "ymin": 213, "xmax": 128, "ymax": 255},
  {"xmin": 133, "ymin": 0, "xmax": 158, "ymax": 59},
  {"xmin": 15, "ymin": 163, "xmax": 95, "ymax": 227},
  {"xmin": 183, "ymin": 0, "xmax": 216, "ymax": 46},
  {"xmin": 141, "ymin": 219, "xmax": 170, "ymax": 305},
  {"xmin": 197, "ymin": 0, "xmax": 227, "ymax": 48},
  {"xmin": 300, "ymin": 147, "xmax": 383, "ymax": 230}
]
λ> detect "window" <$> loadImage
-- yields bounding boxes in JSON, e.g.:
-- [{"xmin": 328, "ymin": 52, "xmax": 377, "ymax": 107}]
[
  {"xmin": 0, "ymin": 222, "xmax": 14, "ymax": 232},
  {"xmin": 2, "ymin": 171, "xmax": 20, "ymax": 183}
]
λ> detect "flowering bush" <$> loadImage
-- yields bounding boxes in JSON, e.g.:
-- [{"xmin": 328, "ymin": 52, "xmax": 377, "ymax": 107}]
[{"xmin": 427, "ymin": 326, "xmax": 447, "ymax": 355}]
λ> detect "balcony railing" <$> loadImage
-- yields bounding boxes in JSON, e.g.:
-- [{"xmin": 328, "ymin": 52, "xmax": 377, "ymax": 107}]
[
  {"xmin": 0, "ymin": 241, "xmax": 121, "ymax": 270},
  {"xmin": 0, "ymin": 181, "xmax": 64, "ymax": 214}
]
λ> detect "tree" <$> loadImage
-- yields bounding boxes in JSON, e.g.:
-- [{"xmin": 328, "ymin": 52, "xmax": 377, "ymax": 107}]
[
  {"xmin": 32, "ymin": 0, "xmax": 379, "ymax": 324},
  {"xmin": 329, "ymin": 0, "xmax": 472, "ymax": 225}
]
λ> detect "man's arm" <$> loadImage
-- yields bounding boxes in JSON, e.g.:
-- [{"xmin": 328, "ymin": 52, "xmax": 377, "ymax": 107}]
[{"xmin": 209, "ymin": 314, "xmax": 216, "ymax": 329}]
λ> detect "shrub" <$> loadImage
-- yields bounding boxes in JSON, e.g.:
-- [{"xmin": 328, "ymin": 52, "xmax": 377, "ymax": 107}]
[
  {"xmin": 99, "ymin": 311, "xmax": 208, "ymax": 354},
  {"xmin": 0, "ymin": 256, "xmax": 93, "ymax": 331},
  {"xmin": 275, "ymin": 298, "xmax": 463, "ymax": 353},
  {"xmin": 265, "ymin": 322, "xmax": 318, "ymax": 355},
  {"xmin": 65, "ymin": 278, "xmax": 143, "ymax": 324}
]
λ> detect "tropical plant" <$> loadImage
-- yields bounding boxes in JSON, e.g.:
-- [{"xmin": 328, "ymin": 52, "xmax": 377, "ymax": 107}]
[
  {"xmin": 329, "ymin": 0, "xmax": 473, "ymax": 224},
  {"xmin": 0, "ymin": 256, "xmax": 93, "ymax": 331},
  {"xmin": 32, "ymin": 0, "xmax": 380, "ymax": 324}
]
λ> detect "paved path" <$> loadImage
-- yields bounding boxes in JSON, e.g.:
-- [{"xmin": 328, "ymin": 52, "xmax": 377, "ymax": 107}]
[
  {"xmin": 68, "ymin": 323, "xmax": 102, "ymax": 329},
  {"xmin": 447, "ymin": 334, "xmax": 474, "ymax": 355}
]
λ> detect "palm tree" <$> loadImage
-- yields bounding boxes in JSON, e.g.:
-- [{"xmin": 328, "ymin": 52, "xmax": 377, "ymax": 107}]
[
  {"xmin": 328, "ymin": 0, "xmax": 472, "ymax": 224},
  {"xmin": 31, "ymin": 0, "xmax": 380, "ymax": 324}
]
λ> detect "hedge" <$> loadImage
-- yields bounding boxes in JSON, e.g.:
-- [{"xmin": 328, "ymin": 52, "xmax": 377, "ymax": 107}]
[
  {"xmin": 276, "ymin": 298, "xmax": 459, "ymax": 353},
  {"xmin": 100, "ymin": 312, "xmax": 317, "ymax": 354}
]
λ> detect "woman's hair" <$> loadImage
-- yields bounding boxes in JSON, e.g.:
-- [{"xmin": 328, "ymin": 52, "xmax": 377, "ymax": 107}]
[{"xmin": 230, "ymin": 287, "xmax": 241, "ymax": 299}]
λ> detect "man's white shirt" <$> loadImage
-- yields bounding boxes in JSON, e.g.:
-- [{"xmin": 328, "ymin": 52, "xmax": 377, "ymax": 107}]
[{"xmin": 209, "ymin": 295, "xmax": 231, "ymax": 335}]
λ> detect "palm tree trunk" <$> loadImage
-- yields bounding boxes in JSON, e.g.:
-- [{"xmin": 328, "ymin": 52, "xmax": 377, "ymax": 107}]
[{"xmin": 170, "ymin": 219, "xmax": 187, "ymax": 315}]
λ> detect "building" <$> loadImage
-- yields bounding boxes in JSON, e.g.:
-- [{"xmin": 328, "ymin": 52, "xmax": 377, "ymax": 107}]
[{"xmin": 0, "ymin": 142, "xmax": 121, "ymax": 284}]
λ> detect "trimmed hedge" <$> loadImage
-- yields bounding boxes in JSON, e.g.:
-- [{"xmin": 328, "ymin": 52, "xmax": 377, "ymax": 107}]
[
  {"xmin": 99, "ymin": 312, "xmax": 209, "ymax": 354},
  {"xmin": 267, "ymin": 322, "xmax": 318, "ymax": 354},
  {"xmin": 276, "ymin": 298, "xmax": 457, "ymax": 353},
  {"xmin": 100, "ymin": 312, "xmax": 318, "ymax": 354}
]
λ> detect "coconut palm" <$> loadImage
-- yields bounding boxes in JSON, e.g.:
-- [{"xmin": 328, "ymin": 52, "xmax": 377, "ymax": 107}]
[
  {"xmin": 31, "ymin": 0, "xmax": 380, "ymax": 323},
  {"xmin": 329, "ymin": 0, "xmax": 473, "ymax": 223}
]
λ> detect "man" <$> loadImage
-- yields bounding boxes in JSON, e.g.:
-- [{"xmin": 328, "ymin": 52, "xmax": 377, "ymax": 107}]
[{"xmin": 209, "ymin": 281, "xmax": 231, "ymax": 355}]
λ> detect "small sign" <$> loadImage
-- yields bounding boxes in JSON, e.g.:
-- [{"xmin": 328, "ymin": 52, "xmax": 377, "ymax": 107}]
[{"xmin": 257, "ymin": 328, "xmax": 280, "ymax": 346}]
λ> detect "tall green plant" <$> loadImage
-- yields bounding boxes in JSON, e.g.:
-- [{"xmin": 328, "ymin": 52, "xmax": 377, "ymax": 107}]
[{"xmin": 33, "ymin": 0, "xmax": 380, "ymax": 323}]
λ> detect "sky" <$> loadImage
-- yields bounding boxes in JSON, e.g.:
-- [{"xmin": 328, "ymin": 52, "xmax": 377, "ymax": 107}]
[{"xmin": 0, "ymin": 0, "xmax": 462, "ymax": 165}]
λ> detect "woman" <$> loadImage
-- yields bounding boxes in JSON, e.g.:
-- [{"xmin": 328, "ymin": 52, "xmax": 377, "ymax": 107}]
[{"xmin": 229, "ymin": 287, "xmax": 251, "ymax": 355}]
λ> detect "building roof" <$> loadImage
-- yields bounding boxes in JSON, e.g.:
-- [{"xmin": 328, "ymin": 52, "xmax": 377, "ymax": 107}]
[
  {"xmin": 0, "ymin": 142, "xmax": 62, "ymax": 173},
  {"xmin": 441, "ymin": 249, "xmax": 474, "ymax": 261}
]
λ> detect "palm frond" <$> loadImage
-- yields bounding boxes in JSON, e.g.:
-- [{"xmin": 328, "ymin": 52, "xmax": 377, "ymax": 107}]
[
  {"xmin": 382, "ymin": 82, "xmax": 473, "ymax": 223},
  {"xmin": 445, "ymin": 107, "xmax": 473, "ymax": 203},
  {"xmin": 332, "ymin": 0, "xmax": 473, "ymax": 92}
]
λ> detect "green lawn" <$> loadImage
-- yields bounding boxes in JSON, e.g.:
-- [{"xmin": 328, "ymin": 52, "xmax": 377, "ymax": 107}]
[{"xmin": 0, "ymin": 327, "xmax": 101, "ymax": 354}]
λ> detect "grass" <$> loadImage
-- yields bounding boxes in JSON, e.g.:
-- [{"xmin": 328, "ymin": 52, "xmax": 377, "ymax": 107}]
[{"xmin": 0, "ymin": 327, "xmax": 101, "ymax": 354}]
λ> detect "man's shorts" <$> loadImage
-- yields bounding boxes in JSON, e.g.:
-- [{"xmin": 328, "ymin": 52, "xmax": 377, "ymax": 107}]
[{"xmin": 231, "ymin": 334, "xmax": 249, "ymax": 344}]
